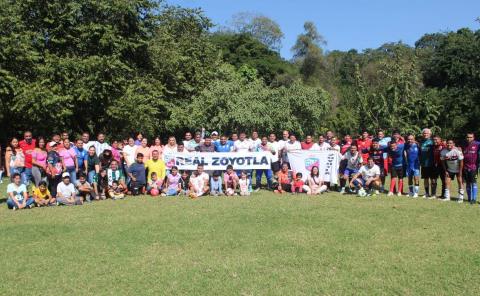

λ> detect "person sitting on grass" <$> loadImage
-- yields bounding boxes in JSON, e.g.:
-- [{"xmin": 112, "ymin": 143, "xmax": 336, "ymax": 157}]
[
  {"xmin": 76, "ymin": 173, "xmax": 94, "ymax": 203},
  {"xmin": 163, "ymin": 166, "xmax": 181, "ymax": 196},
  {"xmin": 349, "ymin": 157, "xmax": 381, "ymax": 196},
  {"xmin": 127, "ymin": 153, "xmax": 146, "ymax": 196},
  {"xmin": 274, "ymin": 163, "xmax": 294, "ymax": 194},
  {"xmin": 107, "ymin": 160, "xmax": 126, "ymax": 196},
  {"xmin": 96, "ymin": 169, "xmax": 108, "ymax": 200},
  {"xmin": 189, "ymin": 164, "xmax": 210, "ymax": 198},
  {"xmin": 291, "ymin": 172, "xmax": 305, "ymax": 194},
  {"xmin": 239, "ymin": 171, "xmax": 250, "ymax": 196},
  {"xmin": 223, "ymin": 165, "xmax": 238, "ymax": 196},
  {"xmin": 179, "ymin": 171, "xmax": 190, "ymax": 195},
  {"xmin": 210, "ymin": 171, "xmax": 223, "ymax": 196},
  {"xmin": 109, "ymin": 180, "xmax": 125, "ymax": 200},
  {"xmin": 306, "ymin": 166, "xmax": 327, "ymax": 195},
  {"xmin": 33, "ymin": 180, "xmax": 56, "ymax": 207},
  {"xmin": 6, "ymin": 173, "xmax": 35, "ymax": 210},
  {"xmin": 57, "ymin": 172, "xmax": 82, "ymax": 205},
  {"xmin": 147, "ymin": 172, "xmax": 163, "ymax": 196}
]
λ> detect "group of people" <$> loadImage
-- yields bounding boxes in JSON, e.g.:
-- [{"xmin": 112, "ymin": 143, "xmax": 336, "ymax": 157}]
[{"xmin": 2, "ymin": 128, "xmax": 479, "ymax": 210}]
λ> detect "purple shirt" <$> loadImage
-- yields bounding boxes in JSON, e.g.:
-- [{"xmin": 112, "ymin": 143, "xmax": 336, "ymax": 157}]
[
  {"xmin": 463, "ymin": 141, "xmax": 480, "ymax": 171},
  {"xmin": 167, "ymin": 173, "xmax": 181, "ymax": 190}
]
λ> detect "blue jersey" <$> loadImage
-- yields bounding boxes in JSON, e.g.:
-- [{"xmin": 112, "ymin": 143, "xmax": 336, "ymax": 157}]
[
  {"xmin": 405, "ymin": 143, "xmax": 420, "ymax": 169},
  {"xmin": 388, "ymin": 143, "xmax": 405, "ymax": 168},
  {"xmin": 214, "ymin": 141, "xmax": 233, "ymax": 152},
  {"xmin": 74, "ymin": 147, "xmax": 88, "ymax": 170}
]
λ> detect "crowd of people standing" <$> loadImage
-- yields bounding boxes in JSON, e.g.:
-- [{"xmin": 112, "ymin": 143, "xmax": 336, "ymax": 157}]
[{"xmin": 2, "ymin": 128, "xmax": 479, "ymax": 210}]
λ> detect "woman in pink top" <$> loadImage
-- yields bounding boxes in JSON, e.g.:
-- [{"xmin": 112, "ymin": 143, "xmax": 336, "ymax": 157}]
[
  {"xmin": 32, "ymin": 137, "xmax": 48, "ymax": 186},
  {"xmin": 149, "ymin": 137, "xmax": 163, "ymax": 159},
  {"xmin": 111, "ymin": 140, "xmax": 122, "ymax": 162},
  {"xmin": 135, "ymin": 138, "xmax": 150, "ymax": 161},
  {"xmin": 59, "ymin": 139, "xmax": 78, "ymax": 184}
]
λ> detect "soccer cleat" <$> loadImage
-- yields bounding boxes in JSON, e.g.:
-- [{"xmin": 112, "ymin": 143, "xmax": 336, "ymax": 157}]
[
  {"xmin": 457, "ymin": 198, "xmax": 463, "ymax": 204},
  {"xmin": 441, "ymin": 197, "xmax": 450, "ymax": 202},
  {"xmin": 397, "ymin": 192, "xmax": 402, "ymax": 197},
  {"xmin": 413, "ymin": 193, "xmax": 418, "ymax": 198},
  {"xmin": 387, "ymin": 192, "xmax": 394, "ymax": 197}
]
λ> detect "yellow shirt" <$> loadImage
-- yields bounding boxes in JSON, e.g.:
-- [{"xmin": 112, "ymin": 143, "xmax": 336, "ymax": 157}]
[
  {"xmin": 145, "ymin": 159, "xmax": 166, "ymax": 181},
  {"xmin": 33, "ymin": 188, "xmax": 51, "ymax": 200}
]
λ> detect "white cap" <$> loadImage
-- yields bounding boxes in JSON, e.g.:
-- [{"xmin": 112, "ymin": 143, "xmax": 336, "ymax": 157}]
[
  {"xmin": 211, "ymin": 131, "xmax": 219, "ymax": 136},
  {"xmin": 62, "ymin": 172, "xmax": 70, "ymax": 178},
  {"xmin": 49, "ymin": 141, "xmax": 57, "ymax": 147}
]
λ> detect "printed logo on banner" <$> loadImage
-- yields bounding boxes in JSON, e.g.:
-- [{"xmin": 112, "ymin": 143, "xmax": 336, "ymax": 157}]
[{"xmin": 304, "ymin": 157, "xmax": 320, "ymax": 171}]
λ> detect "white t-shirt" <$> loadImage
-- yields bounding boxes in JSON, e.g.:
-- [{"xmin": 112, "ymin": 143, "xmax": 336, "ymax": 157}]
[
  {"xmin": 239, "ymin": 178, "xmax": 250, "ymax": 192},
  {"xmin": 190, "ymin": 172, "xmax": 209, "ymax": 195},
  {"xmin": 249, "ymin": 138, "xmax": 261, "ymax": 150},
  {"xmin": 7, "ymin": 183, "xmax": 27, "ymax": 201},
  {"xmin": 359, "ymin": 164, "xmax": 380, "ymax": 179},
  {"xmin": 94, "ymin": 141, "xmax": 111, "ymax": 156},
  {"xmin": 440, "ymin": 148, "xmax": 464, "ymax": 173},
  {"xmin": 317, "ymin": 142, "xmax": 331, "ymax": 151},
  {"xmin": 267, "ymin": 141, "xmax": 280, "ymax": 162},
  {"xmin": 285, "ymin": 141, "xmax": 301, "ymax": 152},
  {"xmin": 234, "ymin": 140, "xmax": 252, "ymax": 152},
  {"xmin": 57, "ymin": 182, "xmax": 76, "ymax": 198},
  {"xmin": 123, "ymin": 144, "xmax": 137, "ymax": 166},
  {"xmin": 83, "ymin": 141, "xmax": 96, "ymax": 152}
]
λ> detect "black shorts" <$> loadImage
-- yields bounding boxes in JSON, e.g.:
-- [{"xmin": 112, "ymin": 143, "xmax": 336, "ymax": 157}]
[
  {"xmin": 464, "ymin": 169, "xmax": 477, "ymax": 183},
  {"xmin": 271, "ymin": 161, "xmax": 281, "ymax": 173},
  {"xmin": 390, "ymin": 167, "xmax": 404, "ymax": 178},
  {"xmin": 446, "ymin": 171, "xmax": 459, "ymax": 180},
  {"xmin": 431, "ymin": 165, "xmax": 443, "ymax": 179},
  {"xmin": 421, "ymin": 166, "xmax": 435, "ymax": 179},
  {"xmin": 339, "ymin": 159, "xmax": 348, "ymax": 174}
]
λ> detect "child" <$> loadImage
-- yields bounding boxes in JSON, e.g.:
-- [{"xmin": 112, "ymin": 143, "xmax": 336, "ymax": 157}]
[
  {"xmin": 223, "ymin": 165, "xmax": 238, "ymax": 196},
  {"xmin": 33, "ymin": 181, "xmax": 56, "ymax": 206},
  {"xmin": 210, "ymin": 171, "xmax": 223, "ymax": 196},
  {"xmin": 76, "ymin": 173, "xmax": 94, "ymax": 202},
  {"xmin": 109, "ymin": 180, "xmax": 125, "ymax": 200},
  {"xmin": 239, "ymin": 171, "xmax": 250, "ymax": 196},
  {"xmin": 147, "ymin": 172, "xmax": 163, "ymax": 196},
  {"xmin": 96, "ymin": 169, "xmax": 108, "ymax": 200},
  {"xmin": 179, "ymin": 171, "xmax": 190, "ymax": 195},
  {"xmin": 163, "ymin": 166, "xmax": 181, "ymax": 196},
  {"xmin": 291, "ymin": 172, "xmax": 305, "ymax": 194}
]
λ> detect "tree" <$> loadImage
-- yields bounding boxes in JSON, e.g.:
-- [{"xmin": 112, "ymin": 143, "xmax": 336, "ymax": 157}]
[
  {"xmin": 292, "ymin": 21, "xmax": 326, "ymax": 83},
  {"xmin": 230, "ymin": 12, "xmax": 284, "ymax": 51}
]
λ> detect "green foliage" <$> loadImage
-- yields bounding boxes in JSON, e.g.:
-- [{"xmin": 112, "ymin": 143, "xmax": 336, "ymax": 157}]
[
  {"xmin": 230, "ymin": 12, "xmax": 284, "ymax": 51},
  {"xmin": 170, "ymin": 64, "xmax": 330, "ymax": 136}
]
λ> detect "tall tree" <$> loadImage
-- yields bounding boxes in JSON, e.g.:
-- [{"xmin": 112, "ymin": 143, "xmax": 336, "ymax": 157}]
[{"xmin": 292, "ymin": 21, "xmax": 326, "ymax": 83}]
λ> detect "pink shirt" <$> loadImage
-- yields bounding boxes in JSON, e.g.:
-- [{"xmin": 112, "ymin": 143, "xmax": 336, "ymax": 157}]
[
  {"xmin": 149, "ymin": 145, "xmax": 163, "ymax": 159},
  {"xmin": 59, "ymin": 147, "xmax": 76, "ymax": 167},
  {"xmin": 135, "ymin": 146, "xmax": 151, "ymax": 161},
  {"xmin": 32, "ymin": 149, "xmax": 47, "ymax": 167}
]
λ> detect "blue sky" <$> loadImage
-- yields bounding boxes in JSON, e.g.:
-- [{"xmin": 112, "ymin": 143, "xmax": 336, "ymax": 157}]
[{"xmin": 167, "ymin": 0, "xmax": 480, "ymax": 59}]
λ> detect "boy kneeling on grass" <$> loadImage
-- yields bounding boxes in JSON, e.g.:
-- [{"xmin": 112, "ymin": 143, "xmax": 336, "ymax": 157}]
[
  {"xmin": 349, "ymin": 157, "xmax": 381, "ymax": 197},
  {"xmin": 76, "ymin": 173, "xmax": 94, "ymax": 203},
  {"xmin": 33, "ymin": 181, "xmax": 56, "ymax": 207}
]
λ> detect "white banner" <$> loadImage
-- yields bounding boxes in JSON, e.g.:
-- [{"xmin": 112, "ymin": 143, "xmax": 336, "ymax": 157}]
[
  {"xmin": 287, "ymin": 150, "xmax": 340, "ymax": 184},
  {"xmin": 165, "ymin": 152, "xmax": 272, "ymax": 171}
]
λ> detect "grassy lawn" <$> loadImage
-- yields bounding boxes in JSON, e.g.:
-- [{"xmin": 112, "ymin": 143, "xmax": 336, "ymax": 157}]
[{"xmin": 1, "ymin": 178, "xmax": 480, "ymax": 295}]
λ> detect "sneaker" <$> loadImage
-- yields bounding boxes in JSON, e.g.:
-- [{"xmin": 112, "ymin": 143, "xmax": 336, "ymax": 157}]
[
  {"xmin": 441, "ymin": 197, "xmax": 450, "ymax": 202},
  {"xmin": 28, "ymin": 204, "xmax": 34, "ymax": 209},
  {"xmin": 12, "ymin": 206, "xmax": 17, "ymax": 211},
  {"xmin": 387, "ymin": 192, "xmax": 394, "ymax": 197},
  {"xmin": 457, "ymin": 198, "xmax": 464, "ymax": 204},
  {"xmin": 428, "ymin": 195, "xmax": 436, "ymax": 200},
  {"xmin": 422, "ymin": 194, "xmax": 428, "ymax": 199},
  {"xmin": 397, "ymin": 192, "xmax": 402, "ymax": 197},
  {"xmin": 340, "ymin": 188, "xmax": 346, "ymax": 194},
  {"xmin": 374, "ymin": 190, "xmax": 380, "ymax": 195},
  {"xmin": 413, "ymin": 193, "xmax": 418, "ymax": 198},
  {"xmin": 160, "ymin": 193, "xmax": 167, "ymax": 197}
]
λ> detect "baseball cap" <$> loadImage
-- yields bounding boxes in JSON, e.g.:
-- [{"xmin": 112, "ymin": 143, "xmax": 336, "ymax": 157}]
[
  {"xmin": 49, "ymin": 141, "xmax": 58, "ymax": 147},
  {"xmin": 211, "ymin": 131, "xmax": 219, "ymax": 136},
  {"xmin": 62, "ymin": 172, "xmax": 70, "ymax": 179}
]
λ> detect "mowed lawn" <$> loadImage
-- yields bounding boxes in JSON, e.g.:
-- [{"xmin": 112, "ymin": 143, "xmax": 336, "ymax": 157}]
[{"xmin": 1, "ymin": 178, "xmax": 480, "ymax": 295}]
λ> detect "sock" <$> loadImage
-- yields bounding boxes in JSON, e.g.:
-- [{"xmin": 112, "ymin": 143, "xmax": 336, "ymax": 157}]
[
  {"xmin": 472, "ymin": 183, "xmax": 478, "ymax": 202},
  {"xmin": 431, "ymin": 182, "xmax": 437, "ymax": 197},
  {"xmin": 466, "ymin": 183, "xmax": 472, "ymax": 201},
  {"xmin": 390, "ymin": 178, "xmax": 397, "ymax": 193},
  {"xmin": 414, "ymin": 186, "xmax": 419, "ymax": 194},
  {"xmin": 459, "ymin": 188, "xmax": 464, "ymax": 199},
  {"xmin": 399, "ymin": 179, "xmax": 404, "ymax": 194},
  {"xmin": 425, "ymin": 185, "xmax": 430, "ymax": 196},
  {"xmin": 444, "ymin": 189, "xmax": 450, "ymax": 199}
]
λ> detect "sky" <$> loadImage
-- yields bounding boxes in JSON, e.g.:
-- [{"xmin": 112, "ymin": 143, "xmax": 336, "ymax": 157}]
[{"xmin": 167, "ymin": 0, "xmax": 480, "ymax": 59}]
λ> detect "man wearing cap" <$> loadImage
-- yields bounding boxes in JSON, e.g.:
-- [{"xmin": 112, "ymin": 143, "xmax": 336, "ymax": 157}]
[
  {"xmin": 211, "ymin": 131, "xmax": 219, "ymax": 143},
  {"xmin": 57, "ymin": 172, "xmax": 82, "ymax": 205}
]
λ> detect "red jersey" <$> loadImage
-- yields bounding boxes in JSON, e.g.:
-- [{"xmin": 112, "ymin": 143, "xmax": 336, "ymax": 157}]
[
  {"xmin": 340, "ymin": 140, "xmax": 352, "ymax": 155},
  {"xmin": 357, "ymin": 138, "xmax": 372, "ymax": 163},
  {"xmin": 19, "ymin": 139, "xmax": 36, "ymax": 169},
  {"xmin": 301, "ymin": 142, "xmax": 314, "ymax": 150},
  {"xmin": 433, "ymin": 144, "xmax": 444, "ymax": 166}
]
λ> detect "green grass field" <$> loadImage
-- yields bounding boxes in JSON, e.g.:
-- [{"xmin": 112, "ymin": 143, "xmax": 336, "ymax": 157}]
[{"xmin": 1, "ymin": 178, "xmax": 480, "ymax": 295}]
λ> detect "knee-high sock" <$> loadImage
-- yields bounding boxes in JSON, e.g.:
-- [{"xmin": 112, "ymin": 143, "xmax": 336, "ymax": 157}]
[
  {"xmin": 390, "ymin": 178, "xmax": 397, "ymax": 193},
  {"xmin": 399, "ymin": 179, "xmax": 404, "ymax": 194},
  {"xmin": 472, "ymin": 183, "xmax": 478, "ymax": 202},
  {"xmin": 431, "ymin": 181, "xmax": 437, "ymax": 197},
  {"xmin": 466, "ymin": 183, "xmax": 472, "ymax": 201}
]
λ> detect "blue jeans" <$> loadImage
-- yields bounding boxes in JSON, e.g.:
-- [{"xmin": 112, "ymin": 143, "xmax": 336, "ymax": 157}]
[
  {"xmin": 7, "ymin": 197, "xmax": 35, "ymax": 209},
  {"xmin": 255, "ymin": 169, "xmax": 273, "ymax": 189},
  {"xmin": 87, "ymin": 170, "xmax": 97, "ymax": 184},
  {"xmin": 66, "ymin": 166, "xmax": 77, "ymax": 185},
  {"xmin": 21, "ymin": 168, "xmax": 33, "ymax": 186}
]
